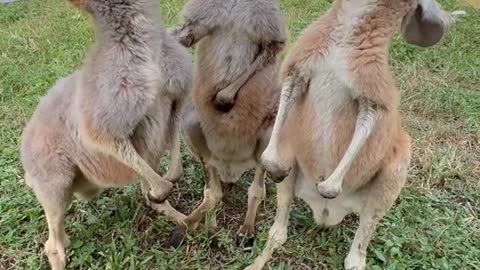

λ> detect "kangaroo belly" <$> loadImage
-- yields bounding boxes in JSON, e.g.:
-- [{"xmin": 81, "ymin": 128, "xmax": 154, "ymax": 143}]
[
  {"xmin": 281, "ymin": 69, "xmax": 354, "ymax": 181},
  {"xmin": 283, "ymin": 68, "xmax": 395, "ymax": 191}
]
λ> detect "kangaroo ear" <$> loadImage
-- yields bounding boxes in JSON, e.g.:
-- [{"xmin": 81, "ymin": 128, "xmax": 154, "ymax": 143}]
[
  {"xmin": 401, "ymin": 0, "xmax": 446, "ymax": 47},
  {"xmin": 67, "ymin": 0, "xmax": 92, "ymax": 13}
]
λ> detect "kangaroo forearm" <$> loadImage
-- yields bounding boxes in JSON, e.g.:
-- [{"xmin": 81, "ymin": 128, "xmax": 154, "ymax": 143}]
[
  {"xmin": 215, "ymin": 41, "xmax": 285, "ymax": 101},
  {"xmin": 267, "ymin": 73, "xmax": 310, "ymax": 150},
  {"xmin": 171, "ymin": 21, "xmax": 209, "ymax": 48},
  {"xmin": 329, "ymin": 99, "xmax": 378, "ymax": 180}
]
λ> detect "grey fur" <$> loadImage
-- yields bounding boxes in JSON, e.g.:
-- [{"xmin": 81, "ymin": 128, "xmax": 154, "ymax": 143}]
[
  {"xmin": 172, "ymin": 0, "xmax": 286, "ymax": 109},
  {"xmin": 20, "ymin": 0, "xmax": 192, "ymax": 269}
]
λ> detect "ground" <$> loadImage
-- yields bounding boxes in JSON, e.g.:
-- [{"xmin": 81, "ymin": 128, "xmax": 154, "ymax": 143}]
[{"xmin": 0, "ymin": 0, "xmax": 479, "ymax": 269}]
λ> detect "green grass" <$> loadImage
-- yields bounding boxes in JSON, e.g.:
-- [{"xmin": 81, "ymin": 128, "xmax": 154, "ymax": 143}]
[{"xmin": 0, "ymin": 0, "xmax": 479, "ymax": 269}]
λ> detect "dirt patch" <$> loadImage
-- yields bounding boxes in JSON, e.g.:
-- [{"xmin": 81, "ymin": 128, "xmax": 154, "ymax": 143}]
[{"xmin": 461, "ymin": 0, "xmax": 480, "ymax": 9}]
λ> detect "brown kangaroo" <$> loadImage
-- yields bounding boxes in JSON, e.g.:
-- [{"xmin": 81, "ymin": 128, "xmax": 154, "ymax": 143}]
[
  {"xmin": 248, "ymin": 0, "xmax": 465, "ymax": 269},
  {"xmin": 167, "ymin": 0, "xmax": 287, "ymax": 246}
]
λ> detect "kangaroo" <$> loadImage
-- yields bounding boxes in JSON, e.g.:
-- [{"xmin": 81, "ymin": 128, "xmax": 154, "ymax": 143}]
[
  {"xmin": 20, "ymin": 0, "xmax": 192, "ymax": 269},
  {"xmin": 246, "ymin": 0, "xmax": 465, "ymax": 269},
  {"xmin": 167, "ymin": 0, "xmax": 287, "ymax": 246}
]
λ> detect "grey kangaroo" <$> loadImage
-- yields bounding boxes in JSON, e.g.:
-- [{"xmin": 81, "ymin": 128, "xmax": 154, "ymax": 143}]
[
  {"xmin": 167, "ymin": 0, "xmax": 287, "ymax": 246},
  {"xmin": 20, "ymin": 0, "xmax": 192, "ymax": 269}
]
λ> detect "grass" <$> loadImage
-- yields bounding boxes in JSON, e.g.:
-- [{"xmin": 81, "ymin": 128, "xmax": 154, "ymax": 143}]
[{"xmin": 0, "ymin": 0, "xmax": 479, "ymax": 269}]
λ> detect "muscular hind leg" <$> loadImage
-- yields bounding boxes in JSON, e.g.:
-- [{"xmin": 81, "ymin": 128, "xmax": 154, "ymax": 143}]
[
  {"xmin": 166, "ymin": 162, "xmax": 223, "ymax": 248},
  {"xmin": 345, "ymin": 150, "xmax": 409, "ymax": 270},
  {"xmin": 245, "ymin": 168, "xmax": 296, "ymax": 270},
  {"xmin": 183, "ymin": 163, "xmax": 223, "ymax": 230},
  {"xmin": 28, "ymin": 173, "xmax": 73, "ymax": 270},
  {"xmin": 238, "ymin": 166, "xmax": 266, "ymax": 239},
  {"xmin": 164, "ymin": 127, "xmax": 184, "ymax": 182}
]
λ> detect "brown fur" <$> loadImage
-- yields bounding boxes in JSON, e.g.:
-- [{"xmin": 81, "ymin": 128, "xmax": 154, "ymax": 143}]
[
  {"xmin": 193, "ymin": 62, "xmax": 280, "ymax": 141},
  {"xmin": 168, "ymin": 0, "xmax": 287, "ymax": 246},
  {"xmin": 249, "ymin": 0, "xmax": 464, "ymax": 269}
]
